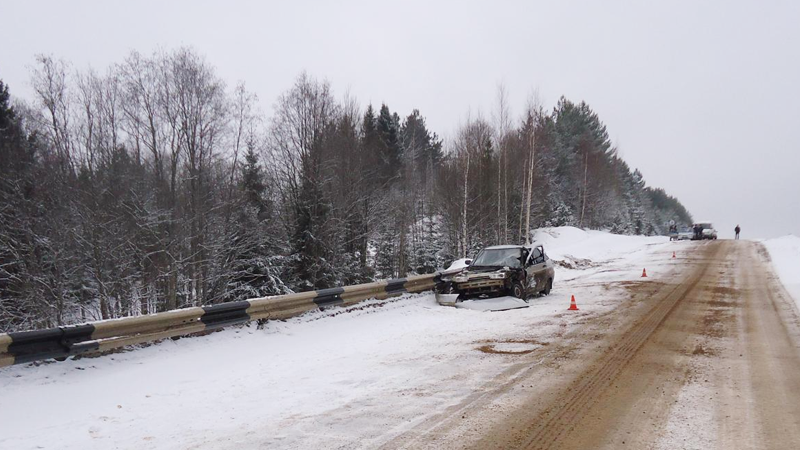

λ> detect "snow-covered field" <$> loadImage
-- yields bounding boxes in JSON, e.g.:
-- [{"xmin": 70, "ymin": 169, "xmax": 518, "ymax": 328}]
[
  {"xmin": 763, "ymin": 234, "xmax": 800, "ymax": 309},
  {"xmin": 0, "ymin": 227, "xmax": 680, "ymax": 450}
]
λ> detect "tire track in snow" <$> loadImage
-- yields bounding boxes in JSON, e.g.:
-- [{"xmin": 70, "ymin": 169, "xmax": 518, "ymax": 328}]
[{"xmin": 514, "ymin": 243, "xmax": 721, "ymax": 450}]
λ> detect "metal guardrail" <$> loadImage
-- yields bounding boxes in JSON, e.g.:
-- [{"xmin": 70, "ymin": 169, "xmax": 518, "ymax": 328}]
[{"xmin": 0, "ymin": 273, "xmax": 439, "ymax": 368}]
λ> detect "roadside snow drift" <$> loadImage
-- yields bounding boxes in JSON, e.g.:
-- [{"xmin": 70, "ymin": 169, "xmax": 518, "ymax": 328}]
[
  {"xmin": 763, "ymin": 234, "xmax": 800, "ymax": 308},
  {"xmin": 0, "ymin": 227, "xmax": 678, "ymax": 450}
]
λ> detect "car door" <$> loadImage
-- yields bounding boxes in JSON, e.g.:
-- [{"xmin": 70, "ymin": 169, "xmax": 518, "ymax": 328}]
[{"xmin": 526, "ymin": 246, "xmax": 547, "ymax": 293}]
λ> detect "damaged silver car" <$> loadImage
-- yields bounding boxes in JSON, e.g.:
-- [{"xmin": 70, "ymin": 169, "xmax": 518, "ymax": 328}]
[{"xmin": 437, "ymin": 244, "xmax": 556, "ymax": 302}]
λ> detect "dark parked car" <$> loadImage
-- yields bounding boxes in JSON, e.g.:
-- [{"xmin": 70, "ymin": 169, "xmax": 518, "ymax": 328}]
[
  {"xmin": 692, "ymin": 222, "xmax": 718, "ymax": 240},
  {"xmin": 438, "ymin": 244, "xmax": 556, "ymax": 301}
]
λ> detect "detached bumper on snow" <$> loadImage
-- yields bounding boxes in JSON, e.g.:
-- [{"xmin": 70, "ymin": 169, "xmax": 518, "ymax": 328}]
[{"xmin": 435, "ymin": 292, "xmax": 459, "ymax": 307}]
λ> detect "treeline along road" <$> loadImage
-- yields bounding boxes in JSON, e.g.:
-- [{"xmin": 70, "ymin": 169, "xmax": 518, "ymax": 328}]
[{"xmin": 1, "ymin": 51, "xmax": 688, "ymax": 334}]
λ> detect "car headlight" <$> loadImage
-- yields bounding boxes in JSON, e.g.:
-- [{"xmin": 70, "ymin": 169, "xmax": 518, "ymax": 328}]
[
  {"xmin": 453, "ymin": 276, "xmax": 469, "ymax": 283},
  {"xmin": 489, "ymin": 272, "xmax": 507, "ymax": 280}
]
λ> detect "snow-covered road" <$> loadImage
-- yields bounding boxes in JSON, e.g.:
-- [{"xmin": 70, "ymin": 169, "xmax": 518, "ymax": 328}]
[{"xmin": 6, "ymin": 229, "xmax": 799, "ymax": 449}]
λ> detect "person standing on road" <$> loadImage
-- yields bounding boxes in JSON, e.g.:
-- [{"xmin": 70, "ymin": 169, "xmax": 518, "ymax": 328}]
[{"xmin": 735, "ymin": 225, "xmax": 741, "ymax": 240}]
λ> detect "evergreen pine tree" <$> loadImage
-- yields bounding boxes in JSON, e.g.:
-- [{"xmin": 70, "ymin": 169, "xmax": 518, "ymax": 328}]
[
  {"xmin": 376, "ymin": 104, "xmax": 402, "ymax": 182},
  {"xmin": 223, "ymin": 145, "xmax": 290, "ymax": 301}
]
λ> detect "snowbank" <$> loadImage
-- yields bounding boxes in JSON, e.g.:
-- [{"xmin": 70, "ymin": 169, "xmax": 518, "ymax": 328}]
[
  {"xmin": 534, "ymin": 226, "xmax": 672, "ymax": 282},
  {"xmin": 763, "ymin": 235, "xmax": 800, "ymax": 309},
  {"xmin": 0, "ymin": 227, "xmax": 675, "ymax": 450},
  {"xmin": 536, "ymin": 226, "xmax": 666, "ymax": 261}
]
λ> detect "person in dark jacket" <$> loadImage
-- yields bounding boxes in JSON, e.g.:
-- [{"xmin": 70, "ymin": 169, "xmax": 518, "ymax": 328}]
[{"xmin": 735, "ymin": 225, "xmax": 741, "ymax": 240}]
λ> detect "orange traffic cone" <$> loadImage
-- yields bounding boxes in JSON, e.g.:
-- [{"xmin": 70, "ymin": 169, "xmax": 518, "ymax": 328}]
[
  {"xmin": 672, "ymin": 251, "xmax": 676, "ymax": 259},
  {"xmin": 568, "ymin": 295, "xmax": 579, "ymax": 311},
  {"xmin": 641, "ymin": 268, "xmax": 648, "ymax": 278}
]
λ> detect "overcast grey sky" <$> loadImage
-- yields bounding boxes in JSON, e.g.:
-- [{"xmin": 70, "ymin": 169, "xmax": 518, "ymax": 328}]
[{"xmin": 2, "ymin": 0, "xmax": 798, "ymax": 238}]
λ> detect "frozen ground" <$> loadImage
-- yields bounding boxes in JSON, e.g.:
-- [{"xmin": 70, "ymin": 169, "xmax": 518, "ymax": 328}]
[
  {"xmin": 763, "ymin": 234, "xmax": 800, "ymax": 308},
  {"xmin": 0, "ymin": 227, "xmax": 678, "ymax": 450}
]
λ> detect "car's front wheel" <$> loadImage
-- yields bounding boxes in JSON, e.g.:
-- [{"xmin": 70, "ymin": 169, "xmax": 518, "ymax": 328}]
[{"xmin": 511, "ymin": 281, "xmax": 527, "ymax": 300}]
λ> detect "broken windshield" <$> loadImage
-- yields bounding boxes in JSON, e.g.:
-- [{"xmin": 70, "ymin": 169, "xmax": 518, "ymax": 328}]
[{"xmin": 470, "ymin": 248, "xmax": 522, "ymax": 268}]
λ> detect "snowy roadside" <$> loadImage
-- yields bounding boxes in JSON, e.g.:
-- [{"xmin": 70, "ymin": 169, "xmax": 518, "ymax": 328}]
[
  {"xmin": 762, "ymin": 235, "xmax": 800, "ymax": 309},
  {"xmin": 0, "ymin": 227, "xmax": 678, "ymax": 450}
]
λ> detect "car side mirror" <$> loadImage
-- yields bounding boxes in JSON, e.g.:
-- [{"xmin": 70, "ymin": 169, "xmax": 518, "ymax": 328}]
[{"xmin": 465, "ymin": 259, "xmax": 472, "ymax": 266}]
